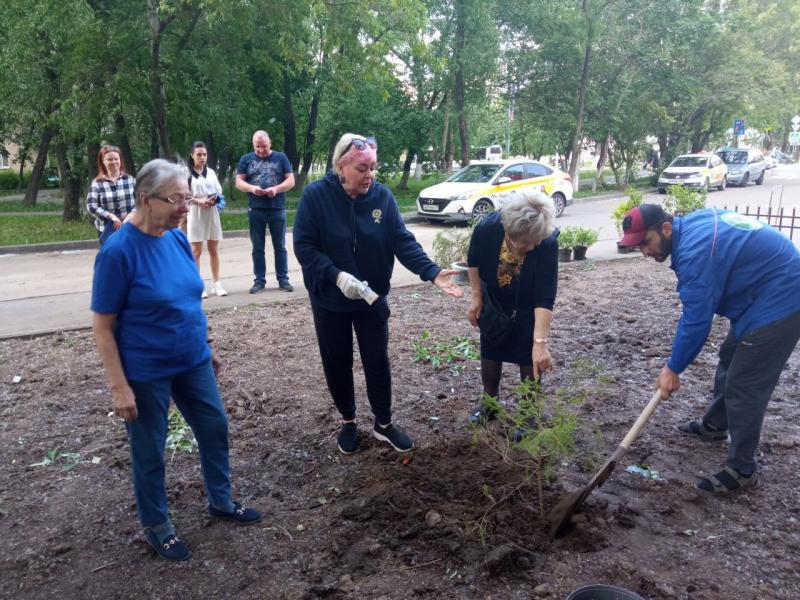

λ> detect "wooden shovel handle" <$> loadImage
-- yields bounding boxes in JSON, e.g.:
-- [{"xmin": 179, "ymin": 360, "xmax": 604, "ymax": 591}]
[{"xmin": 619, "ymin": 388, "xmax": 664, "ymax": 450}]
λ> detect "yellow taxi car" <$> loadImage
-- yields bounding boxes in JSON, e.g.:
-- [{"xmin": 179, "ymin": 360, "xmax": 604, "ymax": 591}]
[
  {"xmin": 416, "ymin": 159, "xmax": 573, "ymax": 222},
  {"xmin": 657, "ymin": 153, "xmax": 728, "ymax": 193}
]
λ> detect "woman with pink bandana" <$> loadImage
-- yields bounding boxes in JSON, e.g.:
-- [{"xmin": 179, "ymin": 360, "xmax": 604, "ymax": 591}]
[{"xmin": 294, "ymin": 133, "xmax": 463, "ymax": 454}]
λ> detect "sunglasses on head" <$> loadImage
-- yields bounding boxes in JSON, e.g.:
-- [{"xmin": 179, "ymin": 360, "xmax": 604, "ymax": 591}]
[{"xmin": 344, "ymin": 137, "xmax": 377, "ymax": 154}]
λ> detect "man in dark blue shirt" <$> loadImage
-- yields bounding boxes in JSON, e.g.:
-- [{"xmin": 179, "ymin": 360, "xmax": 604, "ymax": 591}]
[{"xmin": 236, "ymin": 130, "xmax": 295, "ymax": 293}]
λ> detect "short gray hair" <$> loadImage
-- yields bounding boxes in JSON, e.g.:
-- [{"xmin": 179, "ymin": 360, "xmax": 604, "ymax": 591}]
[
  {"xmin": 332, "ymin": 133, "xmax": 365, "ymax": 175},
  {"xmin": 134, "ymin": 159, "xmax": 188, "ymax": 207},
  {"xmin": 499, "ymin": 190, "xmax": 556, "ymax": 244}
]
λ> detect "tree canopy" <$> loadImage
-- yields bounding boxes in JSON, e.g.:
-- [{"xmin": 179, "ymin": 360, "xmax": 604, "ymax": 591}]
[{"xmin": 0, "ymin": 0, "xmax": 797, "ymax": 215}]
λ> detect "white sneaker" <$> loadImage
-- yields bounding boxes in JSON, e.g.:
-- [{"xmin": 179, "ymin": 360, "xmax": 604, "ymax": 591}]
[
  {"xmin": 201, "ymin": 289, "xmax": 209, "ymax": 299},
  {"xmin": 212, "ymin": 282, "xmax": 228, "ymax": 297}
]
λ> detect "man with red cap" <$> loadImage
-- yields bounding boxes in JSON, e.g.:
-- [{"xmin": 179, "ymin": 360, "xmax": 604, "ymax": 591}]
[{"xmin": 620, "ymin": 203, "xmax": 800, "ymax": 494}]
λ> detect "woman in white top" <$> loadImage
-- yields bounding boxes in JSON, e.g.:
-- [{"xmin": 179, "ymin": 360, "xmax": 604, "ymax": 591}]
[{"xmin": 187, "ymin": 141, "xmax": 226, "ymax": 298}]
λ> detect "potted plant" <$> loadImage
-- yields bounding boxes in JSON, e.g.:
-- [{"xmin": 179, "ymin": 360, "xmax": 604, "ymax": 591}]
[
  {"xmin": 571, "ymin": 227, "xmax": 599, "ymax": 260},
  {"xmin": 557, "ymin": 227, "xmax": 575, "ymax": 262},
  {"xmin": 612, "ymin": 187, "xmax": 643, "ymax": 253},
  {"xmin": 433, "ymin": 224, "xmax": 474, "ymax": 284}
]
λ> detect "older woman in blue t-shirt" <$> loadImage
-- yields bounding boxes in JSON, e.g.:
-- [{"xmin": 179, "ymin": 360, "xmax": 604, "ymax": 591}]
[{"xmin": 91, "ymin": 159, "xmax": 261, "ymax": 561}]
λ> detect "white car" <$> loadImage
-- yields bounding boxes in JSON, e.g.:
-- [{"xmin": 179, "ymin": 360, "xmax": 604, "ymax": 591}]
[
  {"xmin": 416, "ymin": 159, "xmax": 573, "ymax": 222},
  {"xmin": 657, "ymin": 153, "xmax": 728, "ymax": 193}
]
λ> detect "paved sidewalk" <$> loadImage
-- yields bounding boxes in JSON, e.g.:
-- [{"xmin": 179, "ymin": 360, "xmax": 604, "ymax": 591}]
[{"xmin": 0, "ymin": 219, "xmax": 637, "ymax": 339}]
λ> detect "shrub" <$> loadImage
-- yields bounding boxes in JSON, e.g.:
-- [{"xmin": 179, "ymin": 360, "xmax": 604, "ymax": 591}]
[
  {"xmin": 557, "ymin": 226, "xmax": 576, "ymax": 250},
  {"xmin": 611, "ymin": 187, "xmax": 643, "ymax": 235},
  {"xmin": 432, "ymin": 222, "xmax": 475, "ymax": 266},
  {"xmin": 664, "ymin": 184, "xmax": 706, "ymax": 215},
  {"xmin": 573, "ymin": 227, "xmax": 599, "ymax": 247}
]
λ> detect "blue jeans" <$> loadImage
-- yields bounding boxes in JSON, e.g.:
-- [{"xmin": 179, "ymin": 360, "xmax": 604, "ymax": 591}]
[
  {"xmin": 126, "ymin": 360, "xmax": 232, "ymax": 529},
  {"xmin": 248, "ymin": 207, "xmax": 288, "ymax": 284}
]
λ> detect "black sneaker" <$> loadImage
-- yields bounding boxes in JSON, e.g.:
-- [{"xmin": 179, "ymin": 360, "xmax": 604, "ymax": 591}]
[
  {"xmin": 249, "ymin": 282, "xmax": 266, "ymax": 294},
  {"xmin": 337, "ymin": 422, "xmax": 359, "ymax": 454},
  {"xmin": 278, "ymin": 281, "xmax": 294, "ymax": 292},
  {"xmin": 208, "ymin": 502, "xmax": 262, "ymax": 525},
  {"xmin": 145, "ymin": 530, "xmax": 191, "ymax": 561},
  {"xmin": 373, "ymin": 423, "xmax": 413, "ymax": 453}
]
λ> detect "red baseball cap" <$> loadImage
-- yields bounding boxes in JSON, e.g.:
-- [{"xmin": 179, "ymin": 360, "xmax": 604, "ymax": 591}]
[{"xmin": 619, "ymin": 204, "xmax": 668, "ymax": 247}]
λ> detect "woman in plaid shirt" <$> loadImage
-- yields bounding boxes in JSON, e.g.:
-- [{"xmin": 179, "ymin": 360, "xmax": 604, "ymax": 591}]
[{"xmin": 86, "ymin": 145, "xmax": 136, "ymax": 245}]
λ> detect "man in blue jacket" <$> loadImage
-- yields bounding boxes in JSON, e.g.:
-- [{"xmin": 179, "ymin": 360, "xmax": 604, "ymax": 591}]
[{"xmin": 620, "ymin": 204, "xmax": 800, "ymax": 494}]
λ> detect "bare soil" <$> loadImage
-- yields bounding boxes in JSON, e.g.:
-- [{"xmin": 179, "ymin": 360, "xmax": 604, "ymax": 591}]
[{"xmin": 1, "ymin": 258, "xmax": 799, "ymax": 600}]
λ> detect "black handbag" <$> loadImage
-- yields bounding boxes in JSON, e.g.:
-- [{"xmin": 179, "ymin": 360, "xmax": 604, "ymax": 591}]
[{"xmin": 478, "ymin": 285, "xmax": 520, "ymax": 346}]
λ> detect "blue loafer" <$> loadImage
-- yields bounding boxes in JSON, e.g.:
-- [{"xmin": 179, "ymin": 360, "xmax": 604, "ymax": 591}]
[
  {"xmin": 209, "ymin": 502, "xmax": 262, "ymax": 525},
  {"xmin": 145, "ymin": 531, "xmax": 191, "ymax": 561}
]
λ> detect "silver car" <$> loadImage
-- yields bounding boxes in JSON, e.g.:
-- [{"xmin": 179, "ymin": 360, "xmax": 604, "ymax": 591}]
[{"xmin": 716, "ymin": 149, "xmax": 766, "ymax": 187}]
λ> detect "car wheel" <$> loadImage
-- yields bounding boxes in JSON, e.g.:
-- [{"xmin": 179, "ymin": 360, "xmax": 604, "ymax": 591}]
[
  {"xmin": 755, "ymin": 169, "xmax": 765, "ymax": 185},
  {"xmin": 470, "ymin": 199, "xmax": 494, "ymax": 221},
  {"xmin": 718, "ymin": 176, "xmax": 726, "ymax": 192},
  {"xmin": 427, "ymin": 219, "xmax": 441, "ymax": 225},
  {"xmin": 740, "ymin": 173, "xmax": 749, "ymax": 187},
  {"xmin": 551, "ymin": 193, "xmax": 566, "ymax": 217},
  {"xmin": 658, "ymin": 187, "xmax": 666, "ymax": 194}
]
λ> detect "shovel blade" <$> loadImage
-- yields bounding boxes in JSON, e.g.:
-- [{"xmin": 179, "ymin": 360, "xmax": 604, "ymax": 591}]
[{"xmin": 547, "ymin": 456, "xmax": 619, "ymax": 538}]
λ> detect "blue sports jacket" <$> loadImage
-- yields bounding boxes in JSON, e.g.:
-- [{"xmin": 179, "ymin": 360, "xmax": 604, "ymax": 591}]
[
  {"xmin": 293, "ymin": 171, "xmax": 441, "ymax": 312},
  {"xmin": 668, "ymin": 208, "xmax": 800, "ymax": 373}
]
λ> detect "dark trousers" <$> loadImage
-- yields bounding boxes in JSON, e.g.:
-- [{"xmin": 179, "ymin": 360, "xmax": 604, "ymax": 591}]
[
  {"xmin": 703, "ymin": 310, "xmax": 800, "ymax": 473},
  {"xmin": 248, "ymin": 207, "xmax": 288, "ymax": 284},
  {"xmin": 311, "ymin": 304, "xmax": 392, "ymax": 424}
]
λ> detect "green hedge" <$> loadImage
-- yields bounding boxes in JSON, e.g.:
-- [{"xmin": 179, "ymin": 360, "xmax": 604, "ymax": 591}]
[{"xmin": 0, "ymin": 169, "xmax": 61, "ymax": 190}]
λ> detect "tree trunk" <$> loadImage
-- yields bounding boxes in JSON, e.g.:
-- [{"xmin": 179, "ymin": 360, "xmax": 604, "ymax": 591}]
[
  {"xmin": 147, "ymin": 0, "xmax": 175, "ymax": 158},
  {"xmin": 113, "ymin": 106, "xmax": 136, "ymax": 174},
  {"xmin": 297, "ymin": 90, "xmax": 321, "ymax": 190},
  {"xmin": 25, "ymin": 125, "xmax": 57, "ymax": 206},
  {"xmin": 567, "ymin": 0, "xmax": 595, "ymax": 191},
  {"xmin": 453, "ymin": 0, "xmax": 470, "ymax": 167},
  {"xmin": 88, "ymin": 141, "xmax": 100, "ymax": 181},
  {"xmin": 325, "ymin": 129, "xmax": 339, "ymax": 173},
  {"xmin": 437, "ymin": 96, "xmax": 450, "ymax": 172},
  {"xmin": 445, "ymin": 122, "xmax": 455, "ymax": 175},
  {"xmin": 592, "ymin": 135, "xmax": 609, "ymax": 192},
  {"xmin": 54, "ymin": 141, "xmax": 82, "ymax": 221},
  {"xmin": 396, "ymin": 148, "xmax": 415, "ymax": 190},
  {"xmin": 283, "ymin": 70, "xmax": 299, "ymax": 172}
]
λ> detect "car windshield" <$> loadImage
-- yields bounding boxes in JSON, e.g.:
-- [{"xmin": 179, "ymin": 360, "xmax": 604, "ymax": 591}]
[
  {"xmin": 717, "ymin": 151, "xmax": 748, "ymax": 164},
  {"xmin": 447, "ymin": 164, "xmax": 502, "ymax": 183},
  {"xmin": 669, "ymin": 156, "xmax": 708, "ymax": 168}
]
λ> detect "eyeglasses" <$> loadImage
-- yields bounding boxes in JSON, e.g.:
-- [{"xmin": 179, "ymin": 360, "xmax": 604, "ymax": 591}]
[
  {"xmin": 343, "ymin": 137, "xmax": 377, "ymax": 155},
  {"xmin": 153, "ymin": 194, "xmax": 192, "ymax": 207}
]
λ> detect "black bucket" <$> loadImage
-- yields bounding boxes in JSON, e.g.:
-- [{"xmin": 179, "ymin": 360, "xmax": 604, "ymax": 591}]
[{"xmin": 566, "ymin": 584, "xmax": 645, "ymax": 600}]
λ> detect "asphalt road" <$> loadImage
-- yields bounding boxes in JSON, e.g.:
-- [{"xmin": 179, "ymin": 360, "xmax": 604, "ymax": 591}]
[{"xmin": 1, "ymin": 162, "xmax": 798, "ymax": 339}]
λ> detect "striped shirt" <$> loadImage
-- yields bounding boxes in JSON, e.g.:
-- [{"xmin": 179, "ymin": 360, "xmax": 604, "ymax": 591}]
[{"xmin": 86, "ymin": 173, "xmax": 136, "ymax": 232}]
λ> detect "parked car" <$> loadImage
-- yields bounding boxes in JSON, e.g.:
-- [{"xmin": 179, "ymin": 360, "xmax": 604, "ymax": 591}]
[
  {"xmin": 657, "ymin": 153, "xmax": 727, "ymax": 193},
  {"xmin": 416, "ymin": 159, "xmax": 573, "ymax": 222},
  {"xmin": 764, "ymin": 154, "xmax": 777, "ymax": 170},
  {"xmin": 715, "ymin": 148, "xmax": 766, "ymax": 187}
]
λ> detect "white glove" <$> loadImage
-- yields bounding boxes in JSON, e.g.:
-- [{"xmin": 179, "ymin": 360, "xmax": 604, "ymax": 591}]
[
  {"xmin": 336, "ymin": 272, "xmax": 365, "ymax": 300},
  {"xmin": 336, "ymin": 272, "xmax": 379, "ymax": 305}
]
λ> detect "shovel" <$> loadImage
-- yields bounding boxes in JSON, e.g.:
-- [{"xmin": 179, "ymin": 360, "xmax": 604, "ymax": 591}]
[{"xmin": 548, "ymin": 388, "xmax": 664, "ymax": 538}]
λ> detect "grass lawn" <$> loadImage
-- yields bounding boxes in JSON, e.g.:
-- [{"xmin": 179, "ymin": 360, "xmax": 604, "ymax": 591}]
[{"xmin": 0, "ymin": 200, "xmax": 63, "ymax": 213}]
